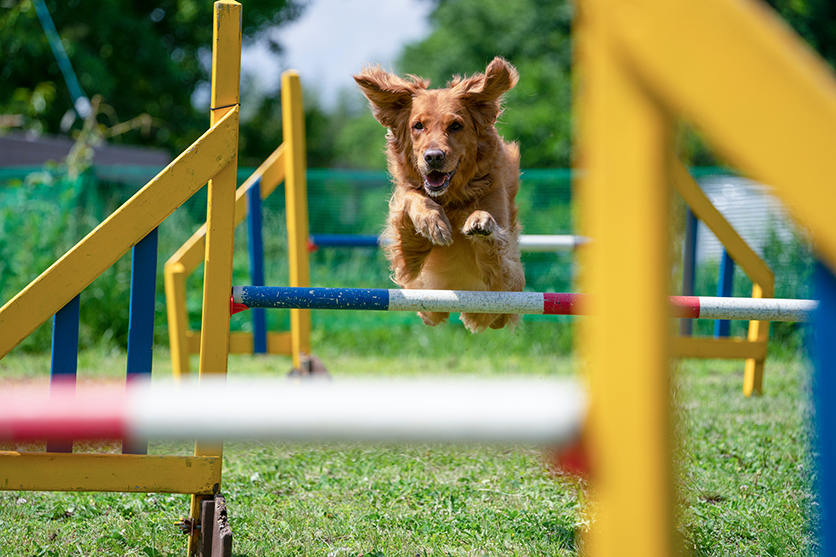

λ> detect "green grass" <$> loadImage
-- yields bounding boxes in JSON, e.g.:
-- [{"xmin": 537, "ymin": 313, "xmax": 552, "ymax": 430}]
[{"xmin": 0, "ymin": 322, "xmax": 817, "ymax": 556}]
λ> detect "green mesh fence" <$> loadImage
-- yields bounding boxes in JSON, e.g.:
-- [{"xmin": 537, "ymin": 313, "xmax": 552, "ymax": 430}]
[{"xmin": 0, "ymin": 165, "xmax": 812, "ymax": 347}]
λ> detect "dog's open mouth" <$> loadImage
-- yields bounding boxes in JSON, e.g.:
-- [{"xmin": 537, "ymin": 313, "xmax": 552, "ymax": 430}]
[{"xmin": 422, "ymin": 169, "xmax": 456, "ymax": 197}]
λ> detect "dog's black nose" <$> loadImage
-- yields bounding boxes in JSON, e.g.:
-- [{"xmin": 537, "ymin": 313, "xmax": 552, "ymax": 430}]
[{"xmin": 424, "ymin": 149, "xmax": 446, "ymax": 167}]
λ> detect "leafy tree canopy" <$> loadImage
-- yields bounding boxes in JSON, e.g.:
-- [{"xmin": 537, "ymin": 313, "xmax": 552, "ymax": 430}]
[
  {"xmin": 0, "ymin": 0, "xmax": 305, "ymax": 154},
  {"xmin": 332, "ymin": 0, "xmax": 574, "ymax": 169}
]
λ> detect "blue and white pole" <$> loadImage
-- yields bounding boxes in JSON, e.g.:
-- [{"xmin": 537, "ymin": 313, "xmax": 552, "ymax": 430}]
[{"xmin": 231, "ymin": 286, "xmax": 817, "ymax": 322}]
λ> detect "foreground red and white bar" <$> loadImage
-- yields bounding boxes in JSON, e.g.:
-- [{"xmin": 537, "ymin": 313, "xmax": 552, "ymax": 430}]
[
  {"xmin": 0, "ymin": 377, "xmax": 586, "ymax": 445},
  {"xmin": 232, "ymin": 286, "xmax": 818, "ymax": 323}
]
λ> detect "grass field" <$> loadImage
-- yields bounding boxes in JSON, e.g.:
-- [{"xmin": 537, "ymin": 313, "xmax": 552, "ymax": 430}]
[{"xmin": 0, "ymin": 320, "xmax": 817, "ymax": 556}]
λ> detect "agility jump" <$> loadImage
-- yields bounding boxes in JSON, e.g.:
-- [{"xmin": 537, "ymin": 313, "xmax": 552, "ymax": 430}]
[
  {"xmin": 230, "ymin": 285, "xmax": 817, "ymax": 323},
  {"xmin": 0, "ymin": 377, "xmax": 585, "ymax": 445}
]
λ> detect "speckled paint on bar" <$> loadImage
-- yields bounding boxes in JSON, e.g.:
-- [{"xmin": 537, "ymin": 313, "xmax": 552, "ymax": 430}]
[{"xmin": 232, "ymin": 286, "xmax": 817, "ymax": 322}]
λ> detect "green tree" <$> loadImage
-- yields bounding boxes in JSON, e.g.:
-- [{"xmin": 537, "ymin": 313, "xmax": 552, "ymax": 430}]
[
  {"xmin": 764, "ymin": 0, "xmax": 836, "ymax": 68},
  {"xmin": 0, "ymin": 0, "xmax": 306, "ymax": 154},
  {"xmin": 331, "ymin": 0, "xmax": 573, "ymax": 169}
]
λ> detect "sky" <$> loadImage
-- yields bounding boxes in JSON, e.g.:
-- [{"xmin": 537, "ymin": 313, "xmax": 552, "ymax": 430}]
[{"xmin": 241, "ymin": 0, "xmax": 434, "ymax": 109}]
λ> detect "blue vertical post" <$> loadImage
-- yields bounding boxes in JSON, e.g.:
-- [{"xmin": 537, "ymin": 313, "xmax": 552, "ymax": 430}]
[
  {"xmin": 814, "ymin": 260, "xmax": 836, "ymax": 557},
  {"xmin": 123, "ymin": 227, "xmax": 158, "ymax": 455},
  {"xmin": 680, "ymin": 208, "xmax": 698, "ymax": 336},
  {"xmin": 48, "ymin": 294, "xmax": 80, "ymax": 453},
  {"xmin": 714, "ymin": 249, "xmax": 735, "ymax": 337},
  {"xmin": 247, "ymin": 178, "xmax": 268, "ymax": 354}
]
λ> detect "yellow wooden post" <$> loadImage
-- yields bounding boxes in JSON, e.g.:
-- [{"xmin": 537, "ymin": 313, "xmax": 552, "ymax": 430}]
[
  {"xmin": 190, "ymin": 1, "xmax": 241, "ymax": 553},
  {"xmin": 282, "ymin": 71, "xmax": 312, "ymax": 369},
  {"xmin": 743, "ymin": 282, "xmax": 773, "ymax": 396},
  {"xmin": 578, "ymin": 1, "xmax": 675, "ymax": 555},
  {"xmin": 164, "ymin": 262, "xmax": 190, "ymax": 382}
]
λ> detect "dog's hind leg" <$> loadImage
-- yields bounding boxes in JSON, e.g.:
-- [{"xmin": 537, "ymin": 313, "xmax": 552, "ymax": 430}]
[{"xmin": 418, "ymin": 311, "xmax": 450, "ymax": 326}]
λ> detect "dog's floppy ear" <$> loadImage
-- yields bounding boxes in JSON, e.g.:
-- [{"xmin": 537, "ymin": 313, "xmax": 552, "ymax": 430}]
[
  {"xmin": 354, "ymin": 66, "xmax": 420, "ymax": 128},
  {"xmin": 454, "ymin": 57, "xmax": 519, "ymax": 128}
]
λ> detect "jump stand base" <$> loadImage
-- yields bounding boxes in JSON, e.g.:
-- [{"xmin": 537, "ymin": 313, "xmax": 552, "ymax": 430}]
[
  {"xmin": 288, "ymin": 352, "xmax": 330, "ymax": 379},
  {"xmin": 199, "ymin": 494, "xmax": 233, "ymax": 557}
]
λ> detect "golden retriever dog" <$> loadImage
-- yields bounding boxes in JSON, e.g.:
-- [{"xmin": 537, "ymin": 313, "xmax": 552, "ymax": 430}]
[{"xmin": 354, "ymin": 57, "xmax": 525, "ymax": 332}]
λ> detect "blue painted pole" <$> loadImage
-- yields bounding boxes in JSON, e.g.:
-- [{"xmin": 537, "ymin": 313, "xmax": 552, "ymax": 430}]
[
  {"xmin": 680, "ymin": 208, "xmax": 698, "ymax": 336},
  {"xmin": 48, "ymin": 293, "xmax": 80, "ymax": 453},
  {"xmin": 246, "ymin": 178, "xmax": 267, "ymax": 354},
  {"xmin": 124, "ymin": 227, "xmax": 158, "ymax": 455},
  {"xmin": 714, "ymin": 249, "xmax": 735, "ymax": 337},
  {"xmin": 309, "ymin": 234, "xmax": 382, "ymax": 248},
  {"xmin": 815, "ymin": 260, "xmax": 836, "ymax": 557}
]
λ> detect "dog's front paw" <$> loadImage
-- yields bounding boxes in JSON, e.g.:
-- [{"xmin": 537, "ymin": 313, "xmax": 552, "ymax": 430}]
[
  {"xmin": 463, "ymin": 210, "xmax": 498, "ymax": 238},
  {"xmin": 414, "ymin": 211, "xmax": 453, "ymax": 246}
]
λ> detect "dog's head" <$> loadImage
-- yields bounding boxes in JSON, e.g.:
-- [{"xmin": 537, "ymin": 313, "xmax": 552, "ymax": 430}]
[{"xmin": 354, "ymin": 57, "xmax": 518, "ymax": 199}]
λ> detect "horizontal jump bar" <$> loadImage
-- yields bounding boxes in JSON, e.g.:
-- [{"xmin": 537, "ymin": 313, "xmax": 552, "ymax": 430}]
[
  {"xmin": 232, "ymin": 286, "xmax": 818, "ymax": 323},
  {"xmin": 0, "ymin": 378, "xmax": 585, "ymax": 445},
  {"xmin": 308, "ymin": 234, "xmax": 589, "ymax": 252}
]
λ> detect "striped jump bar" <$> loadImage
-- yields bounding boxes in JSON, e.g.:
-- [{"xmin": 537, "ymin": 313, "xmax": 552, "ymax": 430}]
[
  {"xmin": 308, "ymin": 234, "xmax": 589, "ymax": 252},
  {"xmin": 0, "ymin": 377, "xmax": 585, "ymax": 445},
  {"xmin": 232, "ymin": 286, "xmax": 818, "ymax": 323}
]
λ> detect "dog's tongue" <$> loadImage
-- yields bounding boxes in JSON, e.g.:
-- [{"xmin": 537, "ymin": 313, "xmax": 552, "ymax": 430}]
[{"xmin": 425, "ymin": 171, "xmax": 448, "ymax": 188}]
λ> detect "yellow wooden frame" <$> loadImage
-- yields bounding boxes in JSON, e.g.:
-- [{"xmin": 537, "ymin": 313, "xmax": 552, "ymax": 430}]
[
  {"xmin": 670, "ymin": 158, "xmax": 774, "ymax": 396},
  {"xmin": 164, "ymin": 71, "xmax": 311, "ymax": 378},
  {"xmin": 0, "ymin": 108, "xmax": 238, "ymax": 358},
  {"xmin": 1, "ymin": 452, "xmax": 221, "ymax": 494},
  {"xmin": 0, "ymin": 2, "xmax": 242, "ymax": 554},
  {"xmin": 579, "ymin": 0, "xmax": 836, "ymax": 554},
  {"xmin": 189, "ymin": 3, "xmax": 242, "ymax": 551}
]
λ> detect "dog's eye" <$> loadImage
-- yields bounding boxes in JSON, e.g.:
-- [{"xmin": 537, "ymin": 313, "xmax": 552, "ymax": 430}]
[
  {"xmin": 412, "ymin": 122, "xmax": 424, "ymax": 130},
  {"xmin": 449, "ymin": 122, "xmax": 463, "ymax": 131}
]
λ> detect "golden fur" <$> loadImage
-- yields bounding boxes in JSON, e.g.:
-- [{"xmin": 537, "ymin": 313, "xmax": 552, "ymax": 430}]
[{"xmin": 354, "ymin": 57, "xmax": 524, "ymax": 332}]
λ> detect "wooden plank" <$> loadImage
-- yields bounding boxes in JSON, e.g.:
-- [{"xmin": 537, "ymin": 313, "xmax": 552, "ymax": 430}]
[
  {"xmin": 579, "ymin": 2, "xmax": 675, "ymax": 553},
  {"xmin": 0, "ymin": 108, "xmax": 239, "ymax": 359},
  {"xmin": 0, "ymin": 452, "xmax": 220, "ymax": 494},
  {"xmin": 670, "ymin": 159, "xmax": 773, "ymax": 289},
  {"xmin": 211, "ymin": 495, "xmax": 233, "ymax": 557},
  {"xmin": 191, "ymin": 5, "xmax": 241, "ymax": 550},
  {"xmin": 165, "ymin": 263, "xmax": 192, "ymax": 381},
  {"xmin": 282, "ymin": 71, "xmax": 313, "ymax": 369},
  {"xmin": 673, "ymin": 336, "xmax": 767, "ymax": 360},
  {"xmin": 187, "ymin": 331, "xmax": 292, "ymax": 355},
  {"xmin": 743, "ymin": 283, "xmax": 772, "ymax": 396}
]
